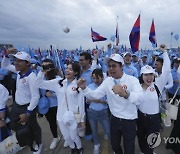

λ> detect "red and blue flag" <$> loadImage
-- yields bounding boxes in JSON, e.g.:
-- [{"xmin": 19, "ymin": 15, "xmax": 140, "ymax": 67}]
[
  {"xmin": 149, "ymin": 19, "xmax": 157, "ymax": 48},
  {"xmin": 129, "ymin": 14, "xmax": 140, "ymax": 53},
  {"xmin": 91, "ymin": 27, "xmax": 107, "ymax": 42}
]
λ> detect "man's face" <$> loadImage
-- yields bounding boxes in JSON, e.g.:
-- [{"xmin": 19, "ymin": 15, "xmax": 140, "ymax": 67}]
[
  {"xmin": 108, "ymin": 60, "xmax": 123, "ymax": 79},
  {"xmin": 154, "ymin": 61, "xmax": 162, "ymax": 73},
  {"xmin": 14, "ymin": 58, "xmax": 30, "ymax": 73},
  {"xmin": 79, "ymin": 55, "xmax": 90, "ymax": 68}
]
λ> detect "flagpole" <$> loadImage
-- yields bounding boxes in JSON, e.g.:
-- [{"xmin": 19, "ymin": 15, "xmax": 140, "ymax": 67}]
[{"xmin": 170, "ymin": 32, "xmax": 173, "ymax": 49}]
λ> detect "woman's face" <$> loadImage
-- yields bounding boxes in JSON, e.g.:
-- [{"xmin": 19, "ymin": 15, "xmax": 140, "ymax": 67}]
[
  {"xmin": 142, "ymin": 73, "xmax": 154, "ymax": 86},
  {"xmin": 92, "ymin": 74, "xmax": 103, "ymax": 85},
  {"xmin": 65, "ymin": 64, "xmax": 76, "ymax": 79}
]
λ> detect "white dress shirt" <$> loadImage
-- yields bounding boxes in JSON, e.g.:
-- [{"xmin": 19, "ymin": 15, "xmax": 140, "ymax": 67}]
[
  {"xmin": 1, "ymin": 57, "xmax": 40, "ymax": 111},
  {"xmin": 82, "ymin": 73, "xmax": 143, "ymax": 120},
  {"xmin": 138, "ymin": 51, "xmax": 171, "ymax": 114},
  {"xmin": 0, "ymin": 84, "xmax": 9, "ymax": 110}
]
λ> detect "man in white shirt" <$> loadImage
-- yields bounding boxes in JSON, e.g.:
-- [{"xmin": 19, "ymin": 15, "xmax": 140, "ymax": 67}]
[
  {"xmin": 1, "ymin": 48, "xmax": 42, "ymax": 154},
  {"xmin": 78, "ymin": 53, "xmax": 143, "ymax": 154}
]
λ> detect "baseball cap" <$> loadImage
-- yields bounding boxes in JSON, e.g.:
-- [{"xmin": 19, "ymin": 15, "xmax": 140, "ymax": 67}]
[
  {"xmin": 10, "ymin": 52, "xmax": 31, "ymax": 62},
  {"xmin": 140, "ymin": 65, "xmax": 155, "ymax": 75},
  {"xmin": 123, "ymin": 52, "xmax": 132, "ymax": 58},
  {"xmin": 62, "ymin": 111, "xmax": 77, "ymax": 130},
  {"xmin": 38, "ymin": 96, "xmax": 50, "ymax": 114},
  {"xmin": 141, "ymin": 54, "xmax": 147, "ymax": 58},
  {"xmin": 105, "ymin": 54, "xmax": 124, "ymax": 65}
]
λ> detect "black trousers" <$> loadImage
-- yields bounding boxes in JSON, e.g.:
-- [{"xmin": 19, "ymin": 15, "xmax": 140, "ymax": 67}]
[
  {"xmin": 110, "ymin": 115, "xmax": 136, "ymax": 154},
  {"xmin": 85, "ymin": 102, "xmax": 92, "ymax": 136},
  {"xmin": 45, "ymin": 106, "xmax": 58, "ymax": 138},
  {"xmin": 166, "ymin": 104, "xmax": 180, "ymax": 154},
  {"xmin": 136, "ymin": 110, "xmax": 161, "ymax": 154},
  {"xmin": 9, "ymin": 102, "xmax": 42, "ymax": 145}
]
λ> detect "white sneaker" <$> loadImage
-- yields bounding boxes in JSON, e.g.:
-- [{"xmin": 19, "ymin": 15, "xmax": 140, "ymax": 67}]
[
  {"xmin": 50, "ymin": 137, "xmax": 60, "ymax": 149},
  {"xmin": 93, "ymin": 144, "xmax": 100, "ymax": 154},
  {"xmin": 33, "ymin": 143, "xmax": 43, "ymax": 154},
  {"xmin": 63, "ymin": 141, "xmax": 69, "ymax": 148}
]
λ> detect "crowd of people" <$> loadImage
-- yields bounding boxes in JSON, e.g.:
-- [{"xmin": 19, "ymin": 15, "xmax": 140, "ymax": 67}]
[{"xmin": 0, "ymin": 44, "xmax": 179, "ymax": 154}]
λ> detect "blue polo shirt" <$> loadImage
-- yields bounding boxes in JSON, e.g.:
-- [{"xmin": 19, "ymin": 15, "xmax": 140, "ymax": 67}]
[
  {"xmin": 88, "ymin": 83, "xmax": 108, "ymax": 111},
  {"xmin": 0, "ymin": 68, "xmax": 8, "ymax": 80},
  {"xmin": 81, "ymin": 68, "xmax": 93, "ymax": 85},
  {"xmin": 123, "ymin": 64, "xmax": 138, "ymax": 78}
]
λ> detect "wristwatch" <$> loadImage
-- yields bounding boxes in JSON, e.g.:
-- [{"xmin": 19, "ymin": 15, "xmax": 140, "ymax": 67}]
[{"xmin": 25, "ymin": 112, "xmax": 31, "ymax": 117}]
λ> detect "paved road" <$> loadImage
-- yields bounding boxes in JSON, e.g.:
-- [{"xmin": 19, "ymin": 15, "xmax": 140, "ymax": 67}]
[{"xmin": 5, "ymin": 98, "xmax": 174, "ymax": 154}]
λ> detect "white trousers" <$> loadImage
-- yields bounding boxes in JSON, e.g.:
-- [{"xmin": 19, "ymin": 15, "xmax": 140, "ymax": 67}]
[{"xmin": 57, "ymin": 121, "xmax": 82, "ymax": 149}]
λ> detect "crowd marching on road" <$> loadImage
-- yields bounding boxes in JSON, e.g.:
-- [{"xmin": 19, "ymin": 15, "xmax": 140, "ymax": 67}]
[{"xmin": 0, "ymin": 44, "xmax": 180, "ymax": 154}]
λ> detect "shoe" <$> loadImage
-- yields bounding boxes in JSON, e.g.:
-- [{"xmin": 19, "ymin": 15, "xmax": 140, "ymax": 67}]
[
  {"xmin": 76, "ymin": 148, "xmax": 83, "ymax": 154},
  {"xmin": 70, "ymin": 148, "xmax": 76, "ymax": 154},
  {"xmin": 163, "ymin": 115, "xmax": 172, "ymax": 127},
  {"xmin": 33, "ymin": 143, "xmax": 43, "ymax": 154},
  {"xmin": 104, "ymin": 134, "xmax": 108, "ymax": 140},
  {"xmin": 64, "ymin": 141, "xmax": 69, "ymax": 148},
  {"xmin": 50, "ymin": 137, "xmax": 60, "ymax": 149},
  {"xmin": 93, "ymin": 144, "xmax": 100, "ymax": 154}
]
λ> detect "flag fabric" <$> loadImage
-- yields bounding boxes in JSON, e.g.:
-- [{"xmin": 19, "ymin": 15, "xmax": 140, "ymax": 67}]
[
  {"xmin": 91, "ymin": 27, "xmax": 107, "ymax": 42},
  {"xmin": 149, "ymin": 19, "xmax": 157, "ymax": 48},
  {"xmin": 116, "ymin": 22, "xmax": 119, "ymax": 46},
  {"xmin": 129, "ymin": 14, "xmax": 140, "ymax": 53}
]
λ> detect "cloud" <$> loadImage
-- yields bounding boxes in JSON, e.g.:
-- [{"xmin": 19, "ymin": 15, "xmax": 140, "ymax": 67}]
[{"xmin": 0, "ymin": 0, "xmax": 180, "ymax": 50}]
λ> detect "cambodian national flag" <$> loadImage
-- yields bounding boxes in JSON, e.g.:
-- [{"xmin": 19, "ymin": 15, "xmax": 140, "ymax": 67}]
[
  {"xmin": 129, "ymin": 14, "xmax": 140, "ymax": 53},
  {"xmin": 91, "ymin": 27, "xmax": 107, "ymax": 42},
  {"xmin": 149, "ymin": 19, "xmax": 157, "ymax": 48}
]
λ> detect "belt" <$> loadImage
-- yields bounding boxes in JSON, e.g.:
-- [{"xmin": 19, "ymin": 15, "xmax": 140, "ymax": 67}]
[
  {"xmin": 138, "ymin": 110, "xmax": 160, "ymax": 118},
  {"xmin": 15, "ymin": 102, "xmax": 30, "ymax": 107},
  {"xmin": 111, "ymin": 114, "xmax": 135, "ymax": 121}
]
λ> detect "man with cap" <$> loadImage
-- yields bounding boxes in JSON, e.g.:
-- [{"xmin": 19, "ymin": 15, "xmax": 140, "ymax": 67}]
[
  {"xmin": 1, "ymin": 48, "xmax": 42, "ymax": 154},
  {"xmin": 123, "ymin": 52, "xmax": 138, "ymax": 78},
  {"xmin": 77, "ymin": 53, "xmax": 143, "ymax": 154}
]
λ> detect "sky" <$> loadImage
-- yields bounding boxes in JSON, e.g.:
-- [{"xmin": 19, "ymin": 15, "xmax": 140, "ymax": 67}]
[{"xmin": 0, "ymin": 0, "xmax": 180, "ymax": 50}]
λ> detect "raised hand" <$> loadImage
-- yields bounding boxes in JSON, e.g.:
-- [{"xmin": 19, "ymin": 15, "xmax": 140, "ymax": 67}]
[
  {"xmin": 77, "ymin": 78, "xmax": 87, "ymax": 90},
  {"xmin": 6, "ymin": 47, "xmax": 18, "ymax": 55},
  {"xmin": 159, "ymin": 44, "xmax": 167, "ymax": 52}
]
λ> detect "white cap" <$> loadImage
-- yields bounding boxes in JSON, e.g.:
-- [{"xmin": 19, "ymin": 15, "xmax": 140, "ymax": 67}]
[
  {"xmin": 123, "ymin": 52, "xmax": 131, "ymax": 58},
  {"xmin": 140, "ymin": 65, "xmax": 155, "ymax": 75},
  {"xmin": 10, "ymin": 52, "xmax": 31, "ymax": 62},
  {"xmin": 105, "ymin": 54, "xmax": 124, "ymax": 65},
  {"xmin": 62, "ymin": 111, "xmax": 77, "ymax": 130}
]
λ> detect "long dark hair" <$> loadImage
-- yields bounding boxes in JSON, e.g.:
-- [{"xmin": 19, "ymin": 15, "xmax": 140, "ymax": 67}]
[{"xmin": 59, "ymin": 62, "xmax": 81, "ymax": 93}]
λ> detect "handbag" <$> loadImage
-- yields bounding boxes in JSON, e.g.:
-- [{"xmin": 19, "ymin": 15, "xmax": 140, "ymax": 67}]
[
  {"xmin": 64, "ymin": 87, "xmax": 82, "ymax": 124},
  {"xmin": 166, "ymin": 87, "xmax": 180, "ymax": 120},
  {"xmin": 0, "ymin": 131, "xmax": 20, "ymax": 154},
  {"xmin": 16, "ymin": 124, "xmax": 36, "ymax": 152},
  {"xmin": 74, "ymin": 109, "xmax": 82, "ymax": 124}
]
